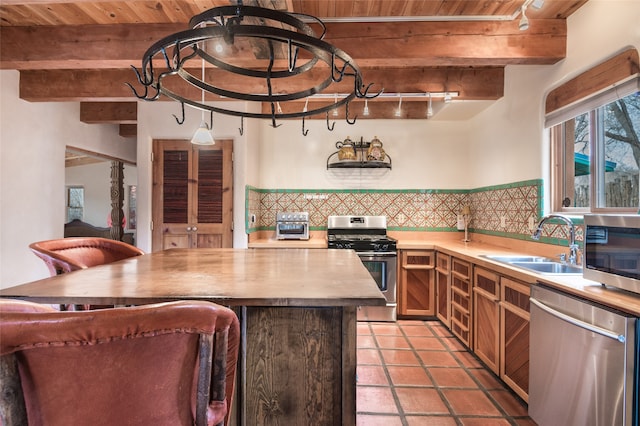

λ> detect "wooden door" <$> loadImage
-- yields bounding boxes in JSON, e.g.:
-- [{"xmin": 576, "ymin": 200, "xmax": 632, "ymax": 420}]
[{"xmin": 152, "ymin": 139, "xmax": 233, "ymax": 252}]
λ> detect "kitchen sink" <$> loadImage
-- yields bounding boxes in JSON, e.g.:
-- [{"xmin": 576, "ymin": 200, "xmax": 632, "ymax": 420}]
[
  {"xmin": 480, "ymin": 254, "xmax": 583, "ymax": 275},
  {"xmin": 509, "ymin": 261, "xmax": 583, "ymax": 275},
  {"xmin": 481, "ymin": 255, "xmax": 555, "ymax": 263}
]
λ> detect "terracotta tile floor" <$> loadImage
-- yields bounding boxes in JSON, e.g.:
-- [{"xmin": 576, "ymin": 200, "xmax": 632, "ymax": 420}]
[{"xmin": 356, "ymin": 320, "xmax": 537, "ymax": 426}]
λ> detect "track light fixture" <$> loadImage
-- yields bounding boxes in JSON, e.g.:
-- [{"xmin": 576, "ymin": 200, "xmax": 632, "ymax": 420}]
[
  {"xmin": 518, "ymin": 0, "xmax": 543, "ymax": 31},
  {"xmin": 519, "ymin": 5, "xmax": 529, "ymax": 31},
  {"xmin": 395, "ymin": 96, "xmax": 403, "ymax": 117}
]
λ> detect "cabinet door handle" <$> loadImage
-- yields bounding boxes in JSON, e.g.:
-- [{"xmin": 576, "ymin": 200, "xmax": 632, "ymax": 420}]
[
  {"xmin": 192, "ymin": 226, "xmax": 198, "ymax": 232},
  {"xmin": 186, "ymin": 226, "xmax": 192, "ymax": 231}
]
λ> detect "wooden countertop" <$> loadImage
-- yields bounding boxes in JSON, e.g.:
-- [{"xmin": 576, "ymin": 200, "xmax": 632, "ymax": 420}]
[
  {"xmin": 397, "ymin": 237, "xmax": 640, "ymax": 316},
  {"xmin": 0, "ymin": 248, "xmax": 385, "ymax": 308}
]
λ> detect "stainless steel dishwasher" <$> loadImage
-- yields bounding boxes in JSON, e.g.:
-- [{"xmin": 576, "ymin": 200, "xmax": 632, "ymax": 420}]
[{"xmin": 529, "ymin": 283, "xmax": 638, "ymax": 426}]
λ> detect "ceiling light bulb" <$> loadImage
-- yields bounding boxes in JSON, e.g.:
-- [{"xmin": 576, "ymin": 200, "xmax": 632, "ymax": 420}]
[
  {"xmin": 444, "ymin": 93, "xmax": 452, "ymax": 104},
  {"xmin": 332, "ymin": 94, "xmax": 339, "ymax": 116},
  {"xmin": 426, "ymin": 92, "xmax": 433, "ymax": 118},
  {"xmin": 363, "ymin": 99, "xmax": 370, "ymax": 116},
  {"xmin": 519, "ymin": 6, "xmax": 529, "ymax": 31}
]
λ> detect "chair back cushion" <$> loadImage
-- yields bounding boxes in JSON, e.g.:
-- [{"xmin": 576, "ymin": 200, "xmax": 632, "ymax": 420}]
[{"xmin": 0, "ymin": 300, "xmax": 239, "ymax": 426}]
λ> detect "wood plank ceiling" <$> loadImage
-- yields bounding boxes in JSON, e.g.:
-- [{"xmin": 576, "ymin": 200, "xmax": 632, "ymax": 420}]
[{"xmin": 0, "ymin": 0, "xmax": 588, "ymax": 124}]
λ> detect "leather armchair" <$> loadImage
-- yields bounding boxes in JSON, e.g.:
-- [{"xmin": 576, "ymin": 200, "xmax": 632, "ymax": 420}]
[
  {"xmin": 29, "ymin": 237, "xmax": 145, "ymax": 276},
  {"xmin": 0, "ymin": 299, "xmax": 240, "ymax": 426}
]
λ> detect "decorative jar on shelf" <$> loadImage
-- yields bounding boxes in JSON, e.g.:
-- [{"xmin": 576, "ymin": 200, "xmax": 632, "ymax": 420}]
[
  {"xmin": 337, "ymin": 137, "xmax": 357, "ymax": 161},
  {"xmin": 366, "ymin": 136, "xmax": 386, "ymax": 161}
]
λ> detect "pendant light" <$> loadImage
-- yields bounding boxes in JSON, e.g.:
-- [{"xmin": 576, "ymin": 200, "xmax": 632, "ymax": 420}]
[{"xmin": 191, "ymin": 57, "xmax": 214, "ymax": 145}]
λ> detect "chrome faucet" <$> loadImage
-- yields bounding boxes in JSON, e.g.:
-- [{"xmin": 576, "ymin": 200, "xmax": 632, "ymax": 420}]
[{"xmin": 532, "ymin": 214, "xmax": 580, "ymax": 265}]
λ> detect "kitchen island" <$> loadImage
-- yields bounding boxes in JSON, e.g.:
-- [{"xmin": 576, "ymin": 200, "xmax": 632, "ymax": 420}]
[{"xmin": 0, "ymin": 248, "xmax": 385, "ymax": 426}]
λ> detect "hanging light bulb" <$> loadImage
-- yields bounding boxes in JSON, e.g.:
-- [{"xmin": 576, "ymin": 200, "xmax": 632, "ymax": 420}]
[
  {"xmin": 426, "ymin": 92, "xmax": 433, "ymax": 118},
  {"xmin": 363, "ymin": 99, "xmax": 370, "ymax": 116},
  {"xmin": 332, "ymin": 93, "xmax": 339, "ymax": 117},
  {"xmin": 191, "ymin": 56, "xmax": 214, "ymax": 145}
]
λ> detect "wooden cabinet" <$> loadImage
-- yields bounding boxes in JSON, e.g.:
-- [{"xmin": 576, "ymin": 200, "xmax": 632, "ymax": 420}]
[
  {"xmin": 435, "ymin": 253, "xmax": 451, "ymax": 326},
  {"xmin": 473, "ymin": 267, "xmax": 500, "ymax": 374},
  {"xmin": 151, "ymin": 139, "xmax": 234, "ymax": 252},
  {"xmin": 450, "ymin": 257, "xmax": 472, "ymax": 347},
  {"xmin": 500, "ymin": 276, "xmax": 531, "ymax": 402},
  {"xmin": 398, "ymin": 250, "xmax": 435, "ymax": 317}
]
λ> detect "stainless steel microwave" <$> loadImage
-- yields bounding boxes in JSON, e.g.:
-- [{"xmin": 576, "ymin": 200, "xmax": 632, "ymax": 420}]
[{"xmin": 584, "ymin": 214, "xmax": 640, "ymax": 294}]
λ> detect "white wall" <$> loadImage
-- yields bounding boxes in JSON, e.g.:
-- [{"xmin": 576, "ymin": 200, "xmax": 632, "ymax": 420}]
[
  {"xmin": 258, "ymin": 118, "xmax": 472, "ymax": 189},
  {"xmin": 0, "ymin": 70, "xmax": 137, "ymax": 287},
  {"xmin": 467, "ymin": 0, "xmax": 640, "ymax": 192}
]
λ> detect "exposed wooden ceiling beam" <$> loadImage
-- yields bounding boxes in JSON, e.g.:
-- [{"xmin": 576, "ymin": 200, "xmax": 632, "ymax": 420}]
[
  {"xmin": 0, "ymin": 20, "xmax": 566, "ymax": 71},
  {"xmin": 119, "ymin": 124, "xmax": 137, "ymax": 138},
  {"xmin": 80, "ymin": 102, "xmax": 137, "ymax": 124},
  {"xmin": 19, "ymin": 66, "xmax": 504, "ymax": 102}
]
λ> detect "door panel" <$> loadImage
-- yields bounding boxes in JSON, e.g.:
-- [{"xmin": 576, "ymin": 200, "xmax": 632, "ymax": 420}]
[{"xmin": 152, "ymin": 139, "xmax": 233, "ymax": 252}]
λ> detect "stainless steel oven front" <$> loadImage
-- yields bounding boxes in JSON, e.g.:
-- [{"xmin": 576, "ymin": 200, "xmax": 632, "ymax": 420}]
[{"xmin": 357, "ymin": 251, "xmax": 397, "ymax": 322}]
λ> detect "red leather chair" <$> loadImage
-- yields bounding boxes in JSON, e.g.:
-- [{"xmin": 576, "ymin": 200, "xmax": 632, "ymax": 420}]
[
  {"xmin": 0, "ymin": 299, "xmax": 240, "ymax": 426},
  {"xmin": 29, "ymin": 237, "xmax": 145, "ymax": 276}
]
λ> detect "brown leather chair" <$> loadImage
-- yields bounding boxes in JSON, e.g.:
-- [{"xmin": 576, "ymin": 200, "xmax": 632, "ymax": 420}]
[
  {"xmin": 29, "ymin": 237, "xmax": 145, "ymax": 276},
  {"xmin": 29, "ymin": 237, "xmax": 145, "ymax": 310},
  {"xmin": 0, "ymin": 299, "xmax": 240, "ymax": 426}
]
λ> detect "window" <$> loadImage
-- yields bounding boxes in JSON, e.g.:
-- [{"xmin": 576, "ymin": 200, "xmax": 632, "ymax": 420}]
[
  {"xmin": 66, "ymin": 186, "xmax": 84, "ymax": 221},
  {"xmin": 551, "ymin": 90, "xmax": 639, "ymax": 212}
]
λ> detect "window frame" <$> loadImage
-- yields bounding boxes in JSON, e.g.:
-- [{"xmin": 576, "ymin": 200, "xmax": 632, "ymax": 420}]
[{"xmin": 549, "ymin": 92, "xmax": 639, "ymax": 214}]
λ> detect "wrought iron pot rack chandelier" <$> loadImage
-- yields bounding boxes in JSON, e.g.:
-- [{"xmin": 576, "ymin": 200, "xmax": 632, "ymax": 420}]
[{"xmin": 128, "ymin": 1, "xmax": 382, "ymax": 131}]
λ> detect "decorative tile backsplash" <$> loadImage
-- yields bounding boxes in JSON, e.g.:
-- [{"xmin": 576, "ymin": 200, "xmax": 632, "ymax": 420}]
[{"xmin": 245, "ymin": 179, "xmax": 581, "ymax": 245}]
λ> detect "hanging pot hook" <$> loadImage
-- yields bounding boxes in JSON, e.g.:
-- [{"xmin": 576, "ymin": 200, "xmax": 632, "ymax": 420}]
[
  {"xmin": 239, "ymin": 116, "xmax": 244, "ymax": 136},
  {"xmin": 345, "ymin": 102, "xmax": 357, "ymax": 125},
  {"xmin": 172, "ymin": 102, "xmax": 185, "ymax": 125},
  {"xmin": 302, "ymin": 116, "xmax": 309, "ymax": 136},
  {"xmin": 326, "ymin": 111, "xmax": 335, "ymax": 131}
]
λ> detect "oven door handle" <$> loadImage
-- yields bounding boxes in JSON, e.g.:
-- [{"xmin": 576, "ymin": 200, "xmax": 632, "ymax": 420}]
[{"xmin": 357, "ymin": 252, "xmax": 397, "ymax": 258}]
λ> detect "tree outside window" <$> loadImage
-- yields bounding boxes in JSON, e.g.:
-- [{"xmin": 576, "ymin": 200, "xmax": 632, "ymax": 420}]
[{"xmin": 555, "ymin": 91, "xmax": 639, "ymax": 211}]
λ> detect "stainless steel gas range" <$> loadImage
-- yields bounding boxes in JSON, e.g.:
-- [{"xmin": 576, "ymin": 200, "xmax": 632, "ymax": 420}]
[{"xmin": 327, "ymin": 215, "xmax": 397, "ymax": 322}]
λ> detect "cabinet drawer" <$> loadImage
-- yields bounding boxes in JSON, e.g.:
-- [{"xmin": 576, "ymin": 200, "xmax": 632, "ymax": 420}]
[
  {"xmin": 436, "ymin": 253, "xmax": 450, "ymax": 271},
  {"xmin": 402, "ymin": 250, "xmax": 435, "ymax": 268},
  {"xmin": 451, "ymin": 288, "xmax": 470, "ymax": 313},
  {"xmin": 451, "ymin": 258, "xmax": 470, "ymax": 279},
  {"xmin": 451, "ymin": 274, "xmax": 470, "ymax": 296},
  {"xmin": 501, "ymin": 277, "xmax": 531, "ymax": 316},
  {"xmin": 474, "ymin": 267, "xmax": 499, "ymax": 297},
  {"xmin": 451, "ymin": 312, "xmax": 471, "ymax": 346}
]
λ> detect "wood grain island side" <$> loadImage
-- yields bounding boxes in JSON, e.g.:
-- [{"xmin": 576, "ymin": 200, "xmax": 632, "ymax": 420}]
[{"xmin": 1, "ymin": 248, "xmax": 385, "ymax": 426}]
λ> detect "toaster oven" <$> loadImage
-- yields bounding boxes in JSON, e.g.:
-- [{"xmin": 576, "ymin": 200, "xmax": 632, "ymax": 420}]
[{"xmin": 276, "ymin": 212, "xmax": 309, "ymax": 240}]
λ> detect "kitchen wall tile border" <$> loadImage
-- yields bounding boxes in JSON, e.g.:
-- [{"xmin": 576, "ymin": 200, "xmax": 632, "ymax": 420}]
[{"xmin": 245, "ymin": 179, "xmax": 580, "ymax": 246}]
